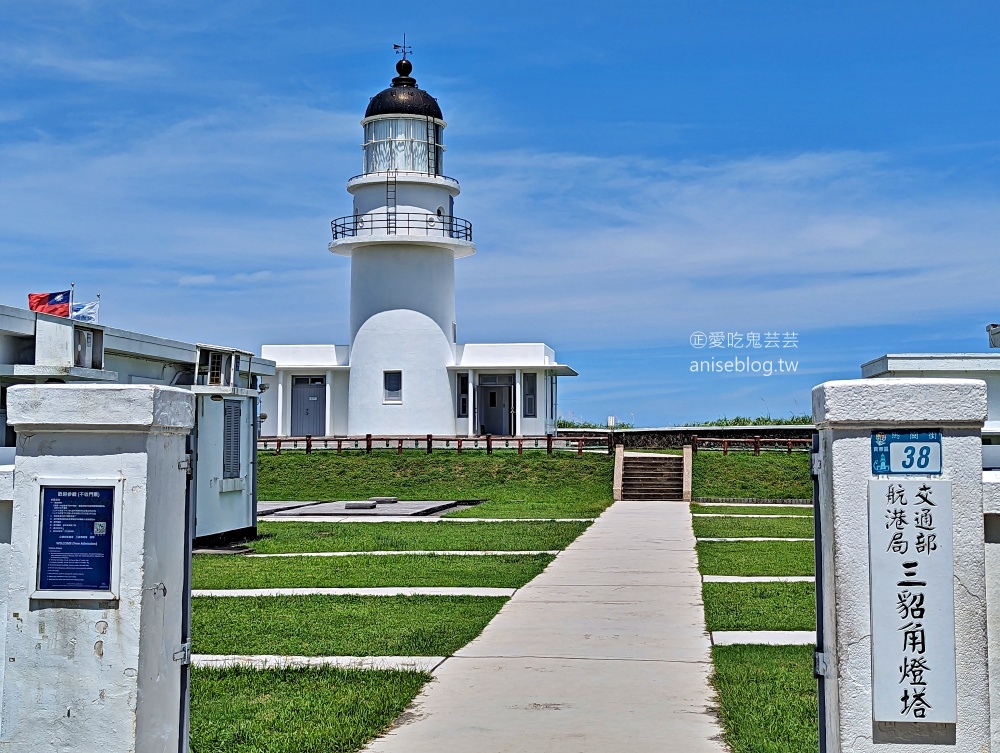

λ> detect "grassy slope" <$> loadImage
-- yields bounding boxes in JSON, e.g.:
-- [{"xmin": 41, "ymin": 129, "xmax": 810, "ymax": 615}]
[
  {"xmin": 192, "ymin": 595, "xmax": 507, "ymax": 656},
  {"xmin": 692, "ymin": 516, "xmax": 814, "ymax": 539},
  {"xmin": 692, "ymin": 452, "xmax": 811, "ymax": 499},
  {"xmin": 711, "ymin": 645, "xmax": 819, "ymax": 753},
  {"xmin": 259, "ymin": 451, "xmax": 613, "ymax": 509},
  {"xmin": 248, "ymin": 520, "xmax": 589, "ymax": 553},
  {"xmin": 190, "ymin": 666, "xmax": 429, "ymax": 753},
  {"xmin": 193, "ymin": 553, "xmax": 554, "ymax": 589},
  {"xmin": 703, "ymin": 582, "xmax": 816, "ymax": 631},
  {"xmin": 696, "ymin": 541, "xmax": 815, "ymax": 576}
]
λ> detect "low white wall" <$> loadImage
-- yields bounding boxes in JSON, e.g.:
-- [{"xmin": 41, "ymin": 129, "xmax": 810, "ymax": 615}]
[
  {"xmin": 813, "ymin": 378, "xmax": 990, "ymax": 751},
  {"xmin": 348, "ymin": 310, "xmax": 455, "ymax": 436}
]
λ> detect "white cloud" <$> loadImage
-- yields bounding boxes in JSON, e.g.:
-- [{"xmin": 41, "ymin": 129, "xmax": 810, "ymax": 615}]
[
  {"xmin": 453, "ymin": 148, "xmax": 1000, "ymax": 348},
  {"xmin": 178, "ymin": 275, "xmax": 216, "ymax": 286},
  {"xmin": 0, "ymin": 45, "xmax": 165, "ymax": 83},
  {"xmin": 0, "ymin": 98, "xmax": 997, "ymax": 360}
]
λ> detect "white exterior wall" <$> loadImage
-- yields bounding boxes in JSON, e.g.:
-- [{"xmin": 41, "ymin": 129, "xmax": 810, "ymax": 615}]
[
  {"xmin": 519, "ymin": 371, "xmax": 548, "ymax": 436},
  {"xmin": 984, "ymin": 473, "xmax": 1000, "ymax": 748},
  {"xmin": 259, "ymin": 376, "xmax": 278, "ymax": 436},
  {"xmin": 258, "ymin": 346, "xmax": 351, "ymax": 437},
  {"xmin": 1, "ymin": 385, "xmax": 194, "ymax": 753},
  {"xmin": 34, "ymin": 317, "xmax": 74, "ymax": 368},
  {"xmin": 349, "ymin": 310, "xmax": 455, "ymax": 435},
  {"xmin": 350, "ymin": 179, "xmax": 458, "ymax": 218},
  {"xmin": 0, "ymin": 469, "xmax": 11, "ymax": 721},
  {"xmin": 193, "ymin": 393, "xmax": 255, "ymax": 538},
  {"xmin": 862, "ymin": 355, "xmax": 1000, "ymax": 434},
  {"xmin": 350, "ymin": 245, "xmax": 456, "ymax": 347},
  {"xmin": 456, "ymin": 343, "xmax": 556, "ymax": 367},
  {"xmin": 331, "ymin": 370, "xmax": 350, "ymax": 434},
  {"xmin": 0, "ymin": 306, "xmax": 274, "ymax": 540},
  {"xmin": 812, "ymin": 378, "xmax": 990, "ymax": 751},
  {"xmin": 886, "ymin": 370, "xmax": 1000, "ymax": 434}
]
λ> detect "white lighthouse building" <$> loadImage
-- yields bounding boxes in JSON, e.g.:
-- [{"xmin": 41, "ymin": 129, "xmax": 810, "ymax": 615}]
[{"xmin": 261, "ymin": 54, "xmax": 576, "ymax": 438}]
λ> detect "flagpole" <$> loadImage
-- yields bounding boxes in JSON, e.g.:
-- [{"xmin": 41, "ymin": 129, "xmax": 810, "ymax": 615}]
[
  {"xmin": 70, "ymin": 282, "xmax": 75, "ymax": 320},
  {"xmin": 96, "ymin": 293, "xmax": 101, "ymax": 324}
]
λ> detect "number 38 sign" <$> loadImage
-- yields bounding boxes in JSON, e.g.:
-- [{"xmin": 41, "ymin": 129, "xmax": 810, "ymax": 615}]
[{"xmin": 871, "ymin": 430, "xmax": 942, "ymax": 476}]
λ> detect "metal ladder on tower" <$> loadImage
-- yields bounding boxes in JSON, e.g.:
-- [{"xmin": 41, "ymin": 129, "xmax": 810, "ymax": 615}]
[
  {"xmin": 386, "ymin": 171, "xmax": 397, "ymax": 235},
  {"xmin": 426, "ymin": 115, "xmax": 436, "ymax": 176}
]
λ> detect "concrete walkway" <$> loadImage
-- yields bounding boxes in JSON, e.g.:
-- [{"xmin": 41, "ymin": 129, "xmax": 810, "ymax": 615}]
[{"xmin": 364, "ymin": 500, "xmax": 726, "ymax": 753}]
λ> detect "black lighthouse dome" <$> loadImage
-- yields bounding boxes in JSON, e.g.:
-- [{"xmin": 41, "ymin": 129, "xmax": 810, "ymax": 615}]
[{"xmin": 365, "ymin": 58, "xmax": 443, "ymax": 120}]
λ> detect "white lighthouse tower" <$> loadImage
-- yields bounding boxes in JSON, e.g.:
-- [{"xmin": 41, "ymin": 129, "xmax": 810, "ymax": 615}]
[
  {"xmin": 330, "ymin": 53, "xmax": 474, "ymax": 435},
  {"xmin": 260, "ymin": 52, "xmax": 576, "ymax": 440}
]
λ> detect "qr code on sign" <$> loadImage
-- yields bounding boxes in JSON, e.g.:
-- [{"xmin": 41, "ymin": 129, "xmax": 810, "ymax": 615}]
[{"xmin": 94, "ymin": 522, "xmax": 107, "ymax": 535}]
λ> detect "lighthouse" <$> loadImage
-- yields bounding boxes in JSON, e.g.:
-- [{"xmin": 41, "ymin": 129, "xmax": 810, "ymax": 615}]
[
  {"xmin": 330, "ymin": 54, "xmax": 473, "ymax": 435},
  {"xmin": 261, "ymin": 51, "xmax": 576, "ymax": 440}
]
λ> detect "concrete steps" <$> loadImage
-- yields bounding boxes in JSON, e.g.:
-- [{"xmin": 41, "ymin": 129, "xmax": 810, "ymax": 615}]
[{"xmin": 621, "ymin": 455, "xmax": 684, "ymax": 500}]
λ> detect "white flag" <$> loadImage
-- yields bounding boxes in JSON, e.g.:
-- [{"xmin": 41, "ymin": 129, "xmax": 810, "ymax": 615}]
[{"xmin": 71, "ymin": 301, "xmax": 100, "ymax": 323}]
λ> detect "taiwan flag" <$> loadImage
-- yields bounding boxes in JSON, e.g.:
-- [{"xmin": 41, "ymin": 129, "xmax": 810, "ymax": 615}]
[{"xmin": 28, "ymin": 290, "xmax": 71, "ymax": 318}]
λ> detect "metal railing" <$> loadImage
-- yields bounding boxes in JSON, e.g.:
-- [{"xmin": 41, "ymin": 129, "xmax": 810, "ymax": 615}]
[
  {"xmin": 691, "ymin": 435, "xmax": 813, "ymax": 455},
  {"xmin": 331, "ymin": 212, "xmax": 472, "ymax": 242},
  {"xmin": 259, "ymin": 434, "xmax": 612, "ymax": 456}
]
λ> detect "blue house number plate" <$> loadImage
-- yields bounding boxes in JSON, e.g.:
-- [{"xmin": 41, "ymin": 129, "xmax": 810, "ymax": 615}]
[{"xmin": 871, "ymin": 430, "xmax": 942, "ymax": 476}]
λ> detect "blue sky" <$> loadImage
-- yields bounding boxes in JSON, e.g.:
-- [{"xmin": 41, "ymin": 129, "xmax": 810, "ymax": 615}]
[{"xmin": 1, "ymin": 2, "xmax": 998, "ymax": 426}]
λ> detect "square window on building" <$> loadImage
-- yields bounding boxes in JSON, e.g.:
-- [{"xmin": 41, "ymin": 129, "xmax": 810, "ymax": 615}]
[
  {"xmin": 384, "ymin": 371, "xmax": 402, "ymax": 403},
  {"xmin": 523, "ymin": 373, "xmax": 537, "ymax": 418}
]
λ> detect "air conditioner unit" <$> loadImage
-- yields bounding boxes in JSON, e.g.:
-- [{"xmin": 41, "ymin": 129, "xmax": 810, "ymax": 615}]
[
  {"xmin": 74, "ymin": 329, "xmax": 93, "ymax": 368},
  {"xmin": 988, "ymin": 324, "xmax": 1000, "ymax": 349}
]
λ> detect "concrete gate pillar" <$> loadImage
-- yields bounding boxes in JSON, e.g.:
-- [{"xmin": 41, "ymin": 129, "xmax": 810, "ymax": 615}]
[
  {"xmin": 0, "ymin": 384, "xmax": 195, "ymax": 753},
  {"xmin": 813, "ymin": 378, "xmax": 990, "ymax": 751}
]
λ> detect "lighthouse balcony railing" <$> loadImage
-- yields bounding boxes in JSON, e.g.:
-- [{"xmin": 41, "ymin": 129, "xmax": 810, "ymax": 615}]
[
  {"xmin": 349, "ymin": 170, "xmax": 459, "ymax": 188},
  {"xmin": 331, "ymin": 212, "xmax": 473, "ymax": 242}
]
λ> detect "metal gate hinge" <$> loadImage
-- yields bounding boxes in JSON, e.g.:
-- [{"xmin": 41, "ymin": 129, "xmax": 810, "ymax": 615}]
[
  {"xmin": 173, "ymin": 642, "xmax": 191, "ymax": 665},
  {"xmin": 813, "ymin": 650, "xmax": 828, "ymax": 679},
  {"xmin": 178, "ymin": 455, "xmax": 192, "ymax": 476}
]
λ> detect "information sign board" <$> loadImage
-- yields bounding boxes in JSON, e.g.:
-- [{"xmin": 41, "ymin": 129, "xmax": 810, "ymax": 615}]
[
  {"xmin": 37, "ymin": 486, "xmax": 115, "ymax": 592},
  {"xmin": 871, "ymin": 430, "xmax": 942, "ymax": 475},
  {"xmin": 869, "ymin": 479, "xmax": 956, "ymax": 723}
]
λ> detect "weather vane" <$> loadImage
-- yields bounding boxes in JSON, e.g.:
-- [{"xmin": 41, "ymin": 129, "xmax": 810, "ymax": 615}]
[{"xmin": 393, "ymin": 34, "xmax": 412, "ymax": 60}]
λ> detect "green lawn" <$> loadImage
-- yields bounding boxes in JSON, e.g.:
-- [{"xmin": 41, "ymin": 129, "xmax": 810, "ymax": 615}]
[
  {"xmin": 692, "ymin": 516, "xmax": 814, "ymax": 540},
  {"xmin": 692, "ymin": 452, "xmax": 811, "ymax": 499},
  {"xmin": 193, "ymin": 553, "xmax": 554, "ymax": 589},
  {"xmin": 703, "ymin": 582, "xmax": 816, "ymax": 631},
  {"xmin": 696, "ymin": 541, "xmax": 815, "ymax": 576},
  {"xmin": 691, "ymin": 504, "xmax": 812, "ymax": 517},
  {"xmin": 192, "ymin": 595, "xmax": 507, "ymax": 656},
  {"xmin": 190, "ymin": 666, "xmax": 429, "ymax": 753},
  {"xmin": 248, "ymin": 520, "xmax": 589, "ymax": 554},
  {"xmin": 259, "ymin": 451, "xmax": 614, "ymax": 510},
  {"xmin": 711, "ymin": 645, "xmax": 819, "ymax": 753}
]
